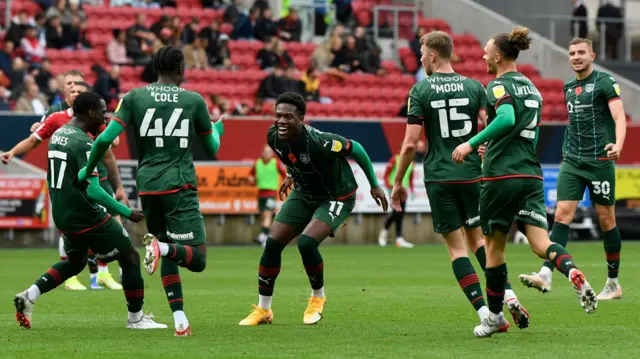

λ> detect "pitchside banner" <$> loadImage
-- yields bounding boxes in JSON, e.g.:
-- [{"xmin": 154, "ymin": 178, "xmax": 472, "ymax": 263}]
[
  {"xmin": 0, "ymin": 178, "xmax": 50, "ymax": 228},
  {"xmin": 116, "ymin": 161, "xmax": 640, "ymax": 214}
]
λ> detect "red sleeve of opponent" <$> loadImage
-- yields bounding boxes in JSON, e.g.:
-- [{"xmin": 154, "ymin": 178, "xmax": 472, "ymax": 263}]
[
  {"xmin": 34, "ymin": 112, "xmax": 66, "ymax": 141},
  {"xmin": 249, "ymin": 161, "xmax": 256, "ymax": 177},
  {"xmin": 383, "ymin": 156, "xmax": 396, "ymax": 188}
]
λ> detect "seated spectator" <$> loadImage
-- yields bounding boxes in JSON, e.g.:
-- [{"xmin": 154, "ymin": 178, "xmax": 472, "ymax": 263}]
[
  {"xmin": 150, "ymin": 15, "xmax": 170, "ymax": 38},
  {"xmin": 211, "ymin": 34, "xmax": 233, "ymax": 69},
  {"xmin": 274, "ymin": 39, "xmax": 294, "ymax": 69},
  {"xmin": 361, "ymin": 46, "xmax": 384, "ymax": 76},
  {"xmin": 0, "ymin": 86, "xmax": 10, "ymax": 111},
  {"xmin": 34, "ymin": 13, "xmax": 48, "ymax": 45},
  {"xmin": 169, "ymin": 16, "xmax": 183, "ymax": 46},
  {"xmin": 301, "ymin": 66, "xmax": 321, "ymax": 102},
  {"xmin": 410, "ymin": 27, "xmax": 426, "ymax": 69},
  {"xmin": 35, "ymin": 58, "xmax": 53, "ymax": 91},
  {"xmin": 310, "ymin": 41, "xmax": 332, "ymax": 72},
  {"xmin": 107, "ymin": 29, "xmax": 133, "ymax": 65},
  {"xmin": 183, "ymin": 36, "xmax": 210, "ymax": 70},
  {"xmin": 231, "ymin": 6, "xmax": 259, "ymax": 40},
  {"xmin": 63, "ymin": 15, "xmax": 91, "ymax": 50},
  {"xmin": 125, "ymin": 27, "xmax": 152, "ymax": 65},
  {"xmin": 45, "ymin": 16, "xmax": 65, "ymax": 49},
  {"xmin": 93, "ymin": 64, "xmax": 122, "ymax": 105},
  {"xmin": 129, "ymin": 13, "xmax": 156, "ymax": 47},
  {"xmin": 6, "ymin": 11, "xmax": 33, "ymax": 45},
  {"xmin": 283, "ymin": 66, "xmax": 303, "ymax": 95},
  {"xmin": 278, "ymin": 8, "xmax": 302, "ymax": 42},
  {"xmin": 9, "ymin": 58, "xmax": 29, "ymax": 98},
  {"xmin": 182, "ymin": 18, "xmax": 200, "ymax": 45},
  {"xmin": 254, "ymin": 8, "xmax": 278, "ymax": 42},
  {"xmin": 199, "ymin": 20, "xmax": 221, "ymax": 61},
  {"xmin": 247, "ymin": 98, "xmax": 265, "ymax": 115},
  {"xmin": 253, "ymin": 0, "xmax": 270, "ymax": 14},
  {"xmin": 44, "ymin": 76, "xmax": 60, "ymax": 104},
  {"xmin": 223, "ymin": 0, "xmax": 243, "ymax": 25},
  {"xmin": 257, "ymin": 64, "xmax": 286, "ymax": 100},
  {"xmin": 1, "ymin": 42, "xmax": 15, "ymax": 74},
  {"xmin": 354, "ymin": 26, "xmax": 373, "ymax": 53},
  {"xmin": 63, "ymin": 0, "xmax": 87, "ymax": 25},
  {"xmin": 329, "ymin": 37, "xmax": 349, "ymax": 72},
  {"xmin": 256, "ymin": 36, "xmax": 278, "ymax": 70},
  {"xmin": 46, "ymin": 0, "xmax": 67, "ymax": 21},
  {"xmin": 16, "ymin": 83, "xmax": 48, "ymax": 114},
  {"xmin": 152, "ymin": 27, "xmax": 180, "ymax": 52}
]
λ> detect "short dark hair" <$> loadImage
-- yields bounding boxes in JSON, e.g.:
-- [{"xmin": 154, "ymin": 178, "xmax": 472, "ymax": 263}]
[
  {"xmin": 73, "ymin": 92, "xmax": 103, "ymax": 117},
  {"xmin": 276, "ymin": 92, "xmax": 306, "ymax": 117},
  {"xmin": 152, "ymin": 46, "xmax": 184, "ymax": 76},
  {"xmin": 492, "ymin": 26, "xmax": 532, "ymax": 61},
  {"xmin": 74, "ymin": 81, "xmax": 92, "ymax": 91},
  {"xmin": 64, "ymin": 69, "xmax": 84, "ymax": 79},
  {"xmin": 569, "ymin": 37, "xmax": 593, "ymax": 48},
  {"xmin": 420, "ymin": 31, "xmax": 453, "ymax": 59}
]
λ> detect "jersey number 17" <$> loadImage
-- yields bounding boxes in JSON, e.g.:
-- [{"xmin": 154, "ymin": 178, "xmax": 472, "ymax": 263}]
[{"xmin": 140, "ymin": 108, "xmax": 189, "ymax": 148}]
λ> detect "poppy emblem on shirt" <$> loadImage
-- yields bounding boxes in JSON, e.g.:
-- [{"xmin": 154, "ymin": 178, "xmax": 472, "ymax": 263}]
[
  {"xmin": 575, "ymin": 86, "xmax": 583, "ymax": 96},
  {"xmin": 288, "ymin": 153, "xmax": 297, "ymax": 164}
]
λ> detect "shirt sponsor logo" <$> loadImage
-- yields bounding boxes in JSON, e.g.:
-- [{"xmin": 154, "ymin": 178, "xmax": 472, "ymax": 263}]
[
  {"xmin": 585, "ymin": 84, "xmax": 594, "ymax": 93},
  {"xmin": 96, "ymin": 248, "xmax": 120, "ymax": 260},
  {"xmin": 300, "ymin": 153, "xmax": 310, "ymax": 164},
  {"xmin": 465, "ymin": 216, "xmax": 480, "ymax": 226},
  {"xmin": 331, "ymin": 140, "xmax": 342, "ymax": 152},
  {"xmin": 166, "ymin": 231, "xmax": 194, "ymax": 241},
  {"xmin": 492, "ymin": 85, "xmax": 505, "ymax": 99},
  {"xmin": 614, "ymin": 83, "xmax": 620, "ymax": 96},
  {"xmin": 518, "ymin": 210, "xmax": 548, "ymax": 225}
]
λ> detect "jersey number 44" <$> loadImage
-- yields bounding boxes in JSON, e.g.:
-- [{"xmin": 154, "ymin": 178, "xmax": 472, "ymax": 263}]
[{"xmin": 140, "ymin": 108, "xmax": 189, "ymax": 148}]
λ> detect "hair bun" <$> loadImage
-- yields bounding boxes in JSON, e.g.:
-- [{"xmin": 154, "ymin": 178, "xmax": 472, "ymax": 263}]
[{"xmin": 508, "ymin": 26, "xmax": 532, "ymax": 51}]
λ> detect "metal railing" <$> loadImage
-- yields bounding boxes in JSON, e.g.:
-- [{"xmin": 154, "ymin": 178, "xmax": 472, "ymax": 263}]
[
  {"xmin": 373, "ymin": 5, "xmax": 419, "ymax": 64},
  {"xmin": 521, "ymin": 14, "xmax": 634, "ymax": 61}
]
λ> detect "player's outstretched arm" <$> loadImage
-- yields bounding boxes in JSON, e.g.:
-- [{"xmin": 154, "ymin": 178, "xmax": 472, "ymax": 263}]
[
  {"xmin": 200, "ymin": 117, "xmax": 225, "ymax": 157},
  {"xmin": 0, "ymin": 136, "xmax": 40, "ymax": 164},
  {"xmin": 80, "ymin": 120, "xmax": 124, "ymax": 181},
  {"xmin": 85, "ymin": 176, "xmax": 133, "ymax": 218},
  {"xmin": 349, "ymin": 140, "xmax": 379, "ymax": 188}
]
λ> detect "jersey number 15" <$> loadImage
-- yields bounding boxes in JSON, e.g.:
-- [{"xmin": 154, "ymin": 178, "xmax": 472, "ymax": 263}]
[
  {"xmin": 431, "ymin": 98, "xmax": 472, "ymax": 138},
  {"xmin": 140, "ymin": 108, "xmax": 189, "ymax": 148}
]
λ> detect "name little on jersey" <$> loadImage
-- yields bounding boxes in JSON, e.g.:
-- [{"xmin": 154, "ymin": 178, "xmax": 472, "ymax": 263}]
[{"xmin": 146, "ymin": 84, "xmax": 186, "ymax": 103}]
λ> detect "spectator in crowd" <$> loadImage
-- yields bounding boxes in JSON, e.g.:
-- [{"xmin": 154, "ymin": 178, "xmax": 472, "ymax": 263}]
[
  {"xmin": 0, "ymin": 86, "xmax": 10, "ymax": 111},
  {"xmin": 231, "ymin": 6, "xmax": 259, "ymax": 40},
  {"xmin": 212, "ymin": 34, "xmax": 233, "ymax": 69},
  {"xmin": 63, "ymin": 0, "xmax": 87, "ymax": 25},
  {"xmin": 129, "ymin": 13, "xmax": 155, "ymax": 47},
  {"xmin": 126, "ymin": 27, "xmax": 152, "ymax": 65},
  {"xmin": 301, "ymin": 66, "xmax": 321, "ymax": 102},
  {"xmin": 310, "ymin": 40, "xmax": 332, "ymax": 71},
  {"xmin": 354, "ymin": 26, "xmax": 373, "ymax": 53},
  {"xmin": 169, "ymin": 16, "xmax": 183, "ymax": 46},
  {"xmin": 257, "ymin": 64, "xmax": 286, "ymax": 100},
  {"xmin": 107, "ymin": 29, "xmax": 133, "ymax": 65},
  {"xmin": 63, "ymin": 15, "xmax": 91, "ymax": 50},
  {"xmin": 182, "ymin": 18, "xmax": 200, "ymax": 45},
  {"xmin": 0, "ymin": 69, "xmax": 9, "ymax": 88},
  {"xmin": 209, "ymin": 94, "xmax": 231, "ymax": 117},
  {"xmin": 256, "ymin": 36, "xmax": 278, "ymax": 70},
  {"xmin": 153, "ymin": 27, "xmax": 180, "ymax": 50},
  {"xmin": 571, "ymin": 0, "xmax": 588, "ymax": 39},
  {"xmin": 9, "ymin": 58, "xmax": 29, "ymax": 98},
  {"xmin": 200, "ymin": 20, "xmax": 221, "ymax": 61},
  {"xmin": 184, "ymin": 36, "xmax": 210, "ymax": 70},
  {"xmin": 45, "ymin": 16, "xmax": 66, "ymax": 49},
  {"xmin": 410, "ymin": 27, "xmax": 426, "ymax": 69},
  {"xmin": 48, "ymin": 74, "xmax": 65, "ymax": 106},
  {"xmin": 35, "ymin": 58, "xmax": 53, "ymax": 92},
  {"xmin": 331, "ymin": 36, "xmax": 360, "ymax": 73},
  {"xmin": 0, "ymin": 42, "xmax": 13, "ymax": 75},
  {"xmin": 34, "ymin": 13, "xmax": 48, "ymax": 45},
  {"xmin": 223, "ymin": 0, "xmax": 244, "ymax": 24},
  {"xmin": 46, "ymin": 0, "xmax": 67, "ymax": 21},
  {"xmin": 253, "ymin": 0, "xmax": 270, "ymax": 14},
  {"xmin": 247, "ymin": 98, "xmax": 265, "ymax": 115},
  {"xmin": 282, "ymin": 66, "xmax": 303, "ymax": 95},
  {"xmin": 274, "ymin": 39, "xmax": 294, "ymax": 69},
  {"xmin": 202, "ymin": 0, "xmax": 225, "ymax": 9},
  {"xmin": 6, "ymin": 11, "xmax": 33, "ymax": 45},
  {"xmin": 361, "ymin": 45, "xmax": 384, "ymax": 76},
  {"xmin": 278, "ymin": 7, "xmax": 302, "ymax": 42},
  {"xmin": 254, "ymin": 8, "xmax": 279, "ymax": 42},
  {"xmin": 16, "ymin": 83, "xmax": 48, "ymax": 114},
  {"xmin": 151, "ymin": 15, "xmax": 171, "ymax": 38},
  {"xmin": 93, "ymin": 64, "xmax": 122, "ymax": 105},
  {"xmin": 44, "ymin": 76, "xmax": 60, "ymax": 104},
  {"xmin": 597, "ymin": 1, "xmax": 624, "ymax": 60}
]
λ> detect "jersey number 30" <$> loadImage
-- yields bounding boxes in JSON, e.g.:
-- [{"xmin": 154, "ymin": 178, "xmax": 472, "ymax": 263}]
[
  {"xmin": 140, "ymin": 108, "xmax": 189, "ymax": 148},
  {"xmin": 431, "ymin": 98, "xmax": 472, "ymax": 138}
]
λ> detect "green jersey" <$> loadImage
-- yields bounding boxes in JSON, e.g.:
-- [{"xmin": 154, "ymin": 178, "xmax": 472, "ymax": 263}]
[
  {"xmin": 563, "ymin": 70, "xmax": 620, "ymax": 162},
  {"xmin": 267, "ymin": 124, "xmax": 357, "ymax": 202},
  {"xmin": 113, "ymin": 84, "xmax": 213, "ymax": 194},
  {"xmin": 484, "ymin": 72, "xmax": 543, "ymax": 179},
  {"xmin": 47, "ymin": 124, "xmax": 108, "ymax": 233},
  {"xmin": 42, "ymin": 101, "xmax": 70, "ymax": 122},
  {"xmin": 407, "ymin": 73, "xmax": 486, "ymax": 182}
]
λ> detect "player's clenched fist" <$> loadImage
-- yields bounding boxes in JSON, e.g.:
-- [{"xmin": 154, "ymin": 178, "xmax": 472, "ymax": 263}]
[
  {"xmin": 1, "ymin": 151, "xmax": 14, "ymax": 165},
  {"xmin": 128, "ymin": 209, "xmax": 144, "ymax": 223}
]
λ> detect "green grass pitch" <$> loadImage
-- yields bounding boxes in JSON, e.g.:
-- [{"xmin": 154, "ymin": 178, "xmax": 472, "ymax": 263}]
[{"xmin": 1, "ymin": 242, "xmax": 638, "ymax": 358}]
